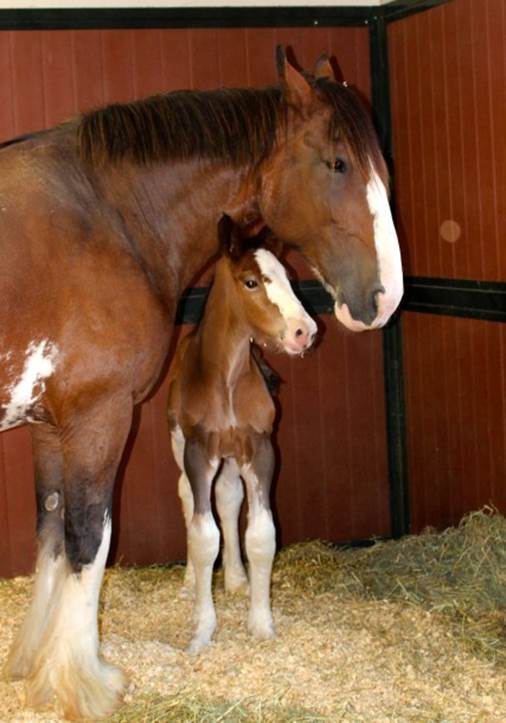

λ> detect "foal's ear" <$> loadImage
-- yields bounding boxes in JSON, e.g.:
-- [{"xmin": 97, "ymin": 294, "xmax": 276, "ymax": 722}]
[
  {"xmin": 217, "ymin": 213, "xmax": 245, "ymax": 261},
  {"xmin": 276, "ymin": 45, "xmax": 314, "ymax": 114},
  {"xmin": 314, "ymin": 54, "xmax": 336, "ymax": 82}
]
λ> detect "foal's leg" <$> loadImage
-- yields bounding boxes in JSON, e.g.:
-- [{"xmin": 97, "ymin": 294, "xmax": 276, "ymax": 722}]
[
  {"xmin": 25, "ymin": 396, "xmax": 133, "ymax": 720},
  {"xmin": 184, "ymin": 438, "xmax": 220, "ymax": 654},
  {"xmin": 5, "ymin": 424, "xmax": 65, "ymax": 679},
  {"xmin": 171, "ymin": 427, "xmax": 195, "ymax": 594},
  {"xmin": 215, "ymin": 457, "xmax": 248, "ymax": 593},
  {"xmin": 241, "ymin": 435, "xmax": 276, "ymax": 640}
]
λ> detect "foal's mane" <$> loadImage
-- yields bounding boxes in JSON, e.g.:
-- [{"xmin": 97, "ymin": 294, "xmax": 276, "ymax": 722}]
[{"xmin": 77, "ymin": 79, "xmax": 383, "ymax": 177}]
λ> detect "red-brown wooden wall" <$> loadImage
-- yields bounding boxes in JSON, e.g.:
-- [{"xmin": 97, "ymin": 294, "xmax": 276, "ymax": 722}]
[
  {"xmin": 0, "ymin": 25, "xmax": 390, "ymax": 578},
  {"xmin": 388, "ymin": 0, "xmax": 506, "ymax": 532}
]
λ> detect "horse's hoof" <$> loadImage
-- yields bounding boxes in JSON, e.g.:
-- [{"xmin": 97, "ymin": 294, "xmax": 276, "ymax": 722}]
[
  {"xmin": 185, "ymin": 637, "xmax": 214, "ymax": 655},
  {"xmin": 26, "ymin": 657, "xmax": 127, "ymax": 720},
  {"xmin": 224, "ymin": 576, "xmax": 249, "ymax": 595},
  {"xmin": 248, "ymin": 618, "xmax": 275, "ymax": 641}
]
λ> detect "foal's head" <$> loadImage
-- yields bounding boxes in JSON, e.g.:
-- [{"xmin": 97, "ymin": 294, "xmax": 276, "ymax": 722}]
[{"xmin": 216, "ymin": 215, "xmax": 317, "ymax": 356}]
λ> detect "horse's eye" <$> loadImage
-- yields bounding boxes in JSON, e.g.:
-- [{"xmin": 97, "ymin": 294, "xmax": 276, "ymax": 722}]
[
  {"xmin": 333, "ymin": 158, "xmax": 347, "ymax": 174},
  {"xmin": 244, "ymin": 279, "xmax": 258, "ymax": 289}
]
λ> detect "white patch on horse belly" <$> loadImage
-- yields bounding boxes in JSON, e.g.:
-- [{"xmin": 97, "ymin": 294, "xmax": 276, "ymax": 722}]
[
  {"xmin": 0, "ymin": 339, "xmax": 59, "ymax": 431},
  {"xmin": 366, "ymin": 167, "xmax": 404, "ymax": 327}
]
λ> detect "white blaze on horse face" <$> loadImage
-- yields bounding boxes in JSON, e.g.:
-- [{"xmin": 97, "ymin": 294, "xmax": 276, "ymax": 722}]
[
  {"xmin": 254, "ymin": 249, "xmax": 317, "ymax": 351},
  {"xmin": 0, "ymin": 339, "xmax": 59, "ymax": 431},
  {"xmin": 366, "ymin": 167, "xmax": 404, "ymax": 328}
]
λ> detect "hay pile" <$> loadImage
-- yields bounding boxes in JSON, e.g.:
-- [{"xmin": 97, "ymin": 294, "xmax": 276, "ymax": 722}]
[{"xmin": 2, "ymin": 507, "xmax": 506, "ymax": 721}]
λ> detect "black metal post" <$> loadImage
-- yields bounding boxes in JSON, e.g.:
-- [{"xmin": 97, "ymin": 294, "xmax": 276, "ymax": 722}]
[{"xmin": 369, "ymin": 12, "xmax": 410, "ymax": 538}]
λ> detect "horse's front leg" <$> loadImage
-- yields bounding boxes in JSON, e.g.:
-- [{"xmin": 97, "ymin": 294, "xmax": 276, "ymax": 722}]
[
  {"xmin": 241, "ymin": 434, "xmax": 276, "ymax": 640},
  {"xmin": 24, "ymin": 395, "xmax": 133, "ymax": 720},
  {"xmin": 215, "ymin": 457, "xmax": 248, "ymax": 593},
  {"xmin": 184, "ymin": 437, "xmax": 220, "ymax": 654},
  {"xmin": 5, "ymin": 423, "xmax": 65, "ymax": 680}
]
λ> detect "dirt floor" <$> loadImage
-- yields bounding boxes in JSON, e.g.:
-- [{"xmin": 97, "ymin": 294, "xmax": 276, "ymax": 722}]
[{"xmin": 2, "ymin": 508, "xmax": 506, "ymax": 721}]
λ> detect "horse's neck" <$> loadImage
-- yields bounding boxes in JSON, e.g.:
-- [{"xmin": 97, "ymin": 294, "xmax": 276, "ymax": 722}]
[
  {"xmin": 103, "ymin": 161, "xmax": 260, "ymax": 308},
  {"xmin": 196, "ymin": 265, "xmax": 252, "ymax": 387}
]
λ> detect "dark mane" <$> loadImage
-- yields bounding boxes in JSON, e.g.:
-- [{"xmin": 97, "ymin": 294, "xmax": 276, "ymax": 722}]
[
  {"xmin": 77, "ymin": 80, "xmax": 384, "ymax": 179},
  {"xmin": 78, "ymin": 87, "xmax": 284, "ymax": 168}
]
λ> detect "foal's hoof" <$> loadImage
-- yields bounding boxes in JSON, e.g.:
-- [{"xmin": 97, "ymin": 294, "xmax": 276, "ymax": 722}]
[
  {"xmin": 185, "ymin": 637, "xmax": 214, "ymax": 655},
  {"xmin": 248, "ymin": 616, "xmax": 275, "ymax": 641},
  {"xmin": 224, "ymin": 575, "xmax": 249, "ymax": 596}
]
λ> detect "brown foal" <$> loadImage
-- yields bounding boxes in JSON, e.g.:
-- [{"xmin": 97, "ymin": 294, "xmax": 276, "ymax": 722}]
[{"xmin": 167, "ymin": 216, "xmax": 316, "ymax": 652}]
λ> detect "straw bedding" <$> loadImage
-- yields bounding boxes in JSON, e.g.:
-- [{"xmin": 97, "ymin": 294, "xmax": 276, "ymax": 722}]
[{"xmin": 2, "ymin": 507, "xmax": 506, "ymax": 721}]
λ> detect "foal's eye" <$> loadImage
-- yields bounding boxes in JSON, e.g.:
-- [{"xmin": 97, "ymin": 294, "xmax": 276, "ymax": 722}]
[
  {"xmin": 244, "ymin": 279, "xmax": 258, "ymax": 289},
  {"xmin": 326, "ymin": 157, "xmax": 347, "ymax": 174}
]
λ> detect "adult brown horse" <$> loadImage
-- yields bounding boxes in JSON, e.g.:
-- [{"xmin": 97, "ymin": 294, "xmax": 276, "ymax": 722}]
[
  {"xmin": 0, "ymin": 49, "xmax": 402, "ymax": 718},
  {"xmin": 168, "ymin": 215, "xmax": 317, "ymax": 654}
]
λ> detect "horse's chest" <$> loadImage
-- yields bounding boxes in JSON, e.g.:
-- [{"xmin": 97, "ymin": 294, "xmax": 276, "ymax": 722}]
[{"xmin": 0, "ymin": 339, "xmax": 59, "ymax": 431}]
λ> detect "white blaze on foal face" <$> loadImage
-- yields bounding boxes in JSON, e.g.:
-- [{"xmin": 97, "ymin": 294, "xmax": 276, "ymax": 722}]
[
  {"xmin": 0, "ymin": 339, "xmax": 59, "ymax": 431},
  {"xmin": 253, "ymin": 249, "xmax": 317, "ymax": 350}
]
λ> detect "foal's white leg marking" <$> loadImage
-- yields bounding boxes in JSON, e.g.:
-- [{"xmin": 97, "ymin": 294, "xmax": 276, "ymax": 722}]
[
  {"xmin": 26, "ymin": 514, "xmax": 125, "ymax": 719},
  {"xmin": 0, "ymin": 339, "xmax": 59, "ymax": 431},
  {"xmin": 5, "ymin": 542, "xmax": 65, "ymax": 680},
  {"xmin": 366, "ymin": 166, "xmax": 404, "ymax": 327},
  {"xmin": 215, "ymin": 458, "xmax": 248, "ymax": 593},
  {"xmin": 172, "ymin": 428, "xmax": 196, "ymax": 594},
  {"xmin": 178, "ymin": 473, "xmax": 196, "ymax": 594},
  {"xmin": 187, "ymin": 507, "xmax": 220, "ymax": 654},
  {"xmin": 254, "ymin": 249, "xmax": 317, "ymax": 343},
  {"xmin": 241, "ymin": 465, "xmax": 276, "ymax": 640}
]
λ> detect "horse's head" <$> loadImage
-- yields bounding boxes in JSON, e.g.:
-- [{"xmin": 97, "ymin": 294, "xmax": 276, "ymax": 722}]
[
  {"xmin": 217, "ymin": 215, "xmax": 317, "ymax": 355},
  {"xmin": 259, "ymin": 49, "xmax": 403, "ymax": 332}
]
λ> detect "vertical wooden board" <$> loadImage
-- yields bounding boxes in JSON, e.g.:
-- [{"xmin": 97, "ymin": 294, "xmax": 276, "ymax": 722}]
[
  {"xmin": 0, "ymin": 437, "xmax": 13, "ymax": 578},
  {"xmin": 189, "ymin": 29, "xmax": 219, "ymax": 90},
  {"xmin": 296, "ymin": 27, "xmax": 331, "ymax": 76},
  {"xmin": 389, "ymin": 0, "xmax": 505, "ymax": 281},
  {"xmin": 404, "ymin": 313, "xmax": 506, "ymax": 533},
  {"xmin": 244, "ymin": 28, "xmax": 277, "ymax": 86},
  {"xmin": 217, "ymin": 29, "xmax": 248, "ymax": 87},
  {"xmin": 40, "ymin": 31, "xmax": 76, "ymax": 127},
  {"xmin": 160, "ymin": 30, "xmax": 191, "ymax": 91},
  {"xmin": 486, "ymin": 0, "xmax": 506, "ymax": 279},
  {"xmin": 131, "ymin": 30, "xmax": 164, "ymax": 99},
  {"xmin": 285, "ymin": 350, "xmax": 328, "ymax": 542},
  {"xmin": 72, "ymin": 31, "xmax": 105, "ymax": 112},
  {"xmin": 0, "ymin": 33, "xmax": 15, "ymax": 141},
  {"xmin": 2, "ymin": 428, "xmax": 35, "ymax": 575},
  {"xmin": 10, "ymin": 32, "xmax": 46, "ymax": 135},
  {"xmin": 328, "ymin": 27, "xmax": 370, "ymax": 95},
  {"xmin": 269, "ymin": 351, "xmax": 304, "ymax": 545},
  {"xmin": 101, "ymin": 30, "xmax": 135, "ymax": 104}
]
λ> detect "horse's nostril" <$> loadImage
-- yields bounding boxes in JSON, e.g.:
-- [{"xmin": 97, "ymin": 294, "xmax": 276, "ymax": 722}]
[
  {"xmin": 371, "ymin": 284, "xmax": 385, "ymax": 315},
  {"xmin": 295, "ymin": 328, "xmax": 303, "ymax": 337}
]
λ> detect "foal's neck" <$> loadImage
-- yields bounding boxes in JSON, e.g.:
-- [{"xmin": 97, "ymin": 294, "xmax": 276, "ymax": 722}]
[{"xmin": 197, "ymin": 262, "xmax": 252, "ymax": 385}]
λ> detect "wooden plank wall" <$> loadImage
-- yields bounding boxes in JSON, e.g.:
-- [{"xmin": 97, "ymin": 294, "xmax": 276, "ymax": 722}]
[
  {"xmin": 388, "ymin": 0, "xmax": 506, "ymax": 532},
  {"xmin": 0, "ymin": 25, "xmax": 390, "ymax": 577}
]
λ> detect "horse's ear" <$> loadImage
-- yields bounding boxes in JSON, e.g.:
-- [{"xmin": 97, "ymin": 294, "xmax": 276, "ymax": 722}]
[
  {"xmin": 314, "ymin": 54, "xmax": 336, "ymax": 82},
  {"xmin": 218, "ymin": 213, "xmax": 245, "ymax": 261},
  {"xmin": 276, "ymin": 45, "xmax": 313, "ymax": 113}
]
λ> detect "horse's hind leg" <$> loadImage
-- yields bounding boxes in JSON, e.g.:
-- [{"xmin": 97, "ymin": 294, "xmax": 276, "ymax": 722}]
[
  {"xmin": 241, "ymin": 435, "xmax": 276, "ymax": 640},
  {"xmin": 25, "ymin": 396, "xmax": 133, "ymax": 719},
  {"xmin": 171, "ymin": 427, "xmax": 196, "ymax": 595},
  {"xmin": 215, "ymin": 458, "xmax": 248, "ymax": 593},
  {"xmin": 183, "ymin": 438, "xmax": 220, "ymax": 654},
  {"xmin": 5, "ymin": 424, "xmax": 65, "ymax": 680}
]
